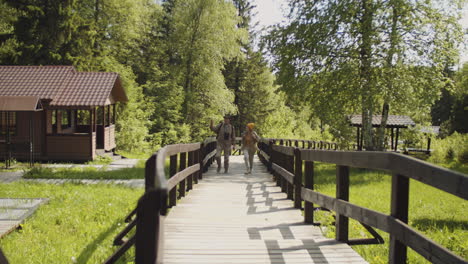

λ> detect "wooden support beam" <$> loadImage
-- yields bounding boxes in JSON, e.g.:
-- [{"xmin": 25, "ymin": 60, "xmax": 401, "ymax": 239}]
[
  {"xmin": 391, "ymin": 128, "xmax": 394, "ymax": 150},
  {"xmin": 135, "ymin": 190, "xmax": 165, "ymax": 264},
  {"xmin": 389, "ymin": 173, "xmax": 409, "ymax": 264},
  {"xmin": 267, "ymin": 140, "xmax": 273, "ymax": 172},
  {"xmin": 336, "ymin": 165, "xmax": 349, "ymax": 242},
  {"xmin": 102, "ymin": 105, "xmax": 105, "ymax": 126},
  {"xmin": 395, "ymin": 128, "xmax": 400, "ymax": 152},
  {"xmin": 89, "ymin": 109, "xmax": 93, "ymax": 159},
  {"xmin": 194, "ymin": 149, "xmax": 200, "ymax": 183},
  {"xmin": 356, "ymin": 127, "xmax": 360, "ymax": 150},
  {"xmin": 178, "ymin": 152, "xmax": 186, "ymax": 198},
  {"xmin": 198, "ymin": 144, "xmax": 204, "ymax": 179},
  {"xmin": 169, "ymin": 155, "xmax": 178, "ymax": 207},
  {"xmin": 113, "ymin": 104, "xmax": 116, "ymax": 124},
  {"xmin": 287, "ymin": 154, "xmax": 294, "ymax": 200},
  {"xmin": 56, "ymin": 110, "xmax": 62, "ymax": 134},
  {"xmin": 304, "ymin": 161, "xmax": 314, "ymax": 223},
  {"xmin": 107, "ymin": 105, "xmax": 111, "ymax": 126},
  {"xmin": 187, "ymin": 151, "xmax": 194, "ymax": 189},
  {"xmin": 294, "ymin": 148, "xmax": 302, "ymax": 209}
]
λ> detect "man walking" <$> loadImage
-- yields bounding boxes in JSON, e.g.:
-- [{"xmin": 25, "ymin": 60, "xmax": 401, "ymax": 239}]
[{"xmin": 210, "ymin": 116, "xmax": 236, "ymax": 173}]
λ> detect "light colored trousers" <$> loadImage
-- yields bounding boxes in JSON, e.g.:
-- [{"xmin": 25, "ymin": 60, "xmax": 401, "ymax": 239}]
[
  {"xmin": 215, "ymin": 140, "xmax": 232, "ymax": 169},
  {"xmin": 243, "ymin": 148, "xmax": 256, "ymax": 171}
]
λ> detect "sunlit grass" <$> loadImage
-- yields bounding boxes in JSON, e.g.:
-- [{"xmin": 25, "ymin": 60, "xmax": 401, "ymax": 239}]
[
  {"xmin": 23, "ymin": 163, "xmax": 145, "ymax": 180},
  {"xmin": 0, "ymin": 182, "xmax": 143, "ymax": 263},
  {"xmin": 311, "ymin": 162, "xmax": 468, "ymax": 264}
]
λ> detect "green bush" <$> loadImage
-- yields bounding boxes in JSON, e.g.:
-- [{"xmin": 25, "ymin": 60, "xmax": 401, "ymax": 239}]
[
  {"xmin": 446, "ymin": 147, "xmax": 455, "ymax": 160},
  {"xmin": 428, "ymin": 132, "xmax": 468, "ymax": 164},
  {"xmin": 458, "ymin": 148, "xmax": 468, "ymax": 164}
]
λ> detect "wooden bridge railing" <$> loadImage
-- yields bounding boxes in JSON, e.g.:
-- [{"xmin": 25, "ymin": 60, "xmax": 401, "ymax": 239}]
[
  {"xmin": 257, "ymin": 137, "xmax": 467, "ymax": 264},
  {"xmin": 104, "ymin": 137, "xmax": 217, "ymax": 263}
]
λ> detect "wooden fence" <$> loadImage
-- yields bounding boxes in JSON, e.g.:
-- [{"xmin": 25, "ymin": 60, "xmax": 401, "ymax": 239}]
[
  {"xmin": 1, "ymin": 135, "xmax": 465, "ymax": 264},
  {"xmin": 257, "ymin": 138, "xmax": 467, "ymax": 264},
  {"xmin": 104, "ymin": 137, "xmax": 217, "ymax": 263}
]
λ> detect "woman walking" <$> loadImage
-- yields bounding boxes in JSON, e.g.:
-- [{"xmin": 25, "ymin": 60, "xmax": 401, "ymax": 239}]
[{"xmin": 241, "ymin": 123, "xmax": 260, "ymax": 174}]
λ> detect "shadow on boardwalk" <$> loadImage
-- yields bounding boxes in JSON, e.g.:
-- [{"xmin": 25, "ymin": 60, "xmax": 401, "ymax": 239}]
[{"xmin": 163, "ymin": 155, "xmax": 368, "ymax": 264}]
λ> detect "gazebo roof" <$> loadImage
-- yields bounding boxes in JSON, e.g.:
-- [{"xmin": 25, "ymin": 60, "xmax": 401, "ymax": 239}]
[
  {"xmin": 0, "ymin": 66, "xmax": 128, "ymax": 108},
  {"xmin": 420, "ymin": 126, "xmax": 440, "ymax": 135},
  {"xmin": 349, "ymin": 115, "xmax": 415, "ymax": 128}
]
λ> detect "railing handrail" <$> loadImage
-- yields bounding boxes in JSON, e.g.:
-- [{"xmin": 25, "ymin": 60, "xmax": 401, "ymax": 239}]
[
  {"xmin": 152, "ymin": 142, "xmax": 201, "ymax": 191},
  {"xmin": 257, "ymin": 137, "xmax": 467, "ymax": 264},
  {"xmin": 298, "ymin": 149, "xmax": 467, "ymax": 200},
  {"xmin": 105, "ymin": 139, "xmax": 218, "ymax": 264}
]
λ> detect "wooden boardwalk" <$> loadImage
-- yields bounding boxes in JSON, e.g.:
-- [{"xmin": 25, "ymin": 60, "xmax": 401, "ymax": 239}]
[{"xmin": 163, "ymin": 155, "xmax": 368, "ymax": 264}]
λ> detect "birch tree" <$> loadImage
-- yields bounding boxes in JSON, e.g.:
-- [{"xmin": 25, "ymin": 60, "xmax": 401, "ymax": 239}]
[{"xmin": 266, "ymin": 0, "xmax": 465, "ymax": 150}]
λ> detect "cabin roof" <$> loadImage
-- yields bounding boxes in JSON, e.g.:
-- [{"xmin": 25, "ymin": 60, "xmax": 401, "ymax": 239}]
[
  {"xmin": 0, "ymin": 96, "xmax": 43, "ymax": 111},
  {"xmin": 349, "ymin": 114, "xmax": 415, "ymax": 128},
  {"xmin": 0, "ymin": 66, "xmax": 128, "ymax": 108}
]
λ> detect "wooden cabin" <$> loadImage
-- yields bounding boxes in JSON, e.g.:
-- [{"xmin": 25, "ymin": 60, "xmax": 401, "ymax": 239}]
[{"xmin": 0, "ymin": 66, "xmax": 128, "ymax": 161}]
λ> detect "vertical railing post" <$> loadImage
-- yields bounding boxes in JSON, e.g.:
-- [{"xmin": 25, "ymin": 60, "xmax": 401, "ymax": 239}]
[
  {"xmin": 0, "ymin": 248, "xmax": 8, "ymax": 264},
  {"xmin": 135, "ymin": 189, "xmax": 165, "ymax": 264},
  {"xmin": 210, "ymin": 141, "xmax": 215, "ymax": 167},
  {"xmin": 304, "ymin": 160, "xmax": 314, "ymax": 223},
  {"xmin": 194, "ymin": 148, "xmax": 200, "ymax": 183},
  {"xmin": 169, "ymin": 154, "xmax": 178, "ymax": 207},
  {"xmin": 272, "ymin": 147, "xmax": 281, "ymax": 187},
  {"xmin": 199, "ymin": 143, "xmax": 204, "ymax": 178},
  {"xmin": 268, "ymin": 140, "xmax": 273, "ymax": 172},
  {"xmin": 209, "ymin": 142, "xmax": 216, "ymax": 168},
  {"xmin": 389, "ymin": 173, "xmax": 409, "ymax": 264},
  {"xmin": 287, "ymin": 152, "xmax": 294, "ymax": 200},
  {"xmin": 145, "ymin": 154, "xmax": 157, "ymax": 191},
  {"xmin": 294, "ymin": 148, "xmax": 302, "ymax": 209},
  {"xmin": 336, "ymin": 165, "xmax": 349, "ymax": 242},
  {"xmin": 179, "ymin": 152, "xmax": 186, "ymax": 198},
  {"xmin": 187, "ymin": 151, "xmax": 194, "ymax": 190},
  {"xmin": 280, "ymin": 152, "xmax": 287, "ymax": 192}
]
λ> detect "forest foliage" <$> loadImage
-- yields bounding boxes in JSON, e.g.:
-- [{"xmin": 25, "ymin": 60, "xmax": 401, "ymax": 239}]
[
  {"xmin": 0, "ymin": 0, "xmax": 467, "ymax": 153},
  {"xmin": 0, "ymin": 0, "xmax": 313, "ymax": 153},
  {"xmin": 264, "ymin": 0, "xmax": 468, "ymax": 150}
]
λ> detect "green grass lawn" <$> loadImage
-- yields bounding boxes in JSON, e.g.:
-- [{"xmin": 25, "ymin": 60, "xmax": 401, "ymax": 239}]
[
  {"xmin": 23, "ymin": 162, "xmax": 145, "ymax": 180},
  {"xmin": 0, "ymin": 182, "xmax": 143, "ymax": 263},
  {"xmin": 311, "ymin": 162, "xmax": 468, "ymax": 264}
]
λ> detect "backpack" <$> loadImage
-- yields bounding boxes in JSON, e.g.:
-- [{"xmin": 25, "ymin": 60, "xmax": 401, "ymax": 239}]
[{"xmin": 217, "ymin": 123, "xmax": 234, "ymax": 140}]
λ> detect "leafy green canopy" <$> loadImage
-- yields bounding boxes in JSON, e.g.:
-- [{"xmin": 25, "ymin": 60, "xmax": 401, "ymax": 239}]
[
  {"xmin": 0, "ymin": 0, "xmax": 156, "ymax": 153},
  {"xmin": 265, "ymin": 0, "xmax": 465, "ymax": 149}
]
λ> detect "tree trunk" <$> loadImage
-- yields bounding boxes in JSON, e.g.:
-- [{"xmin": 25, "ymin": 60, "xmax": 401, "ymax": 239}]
[
  {"xmin": 376, "ymin": 103, "xmax": 389, "ymax": 150},
  {"xmin": 360, "ymin": 0, "xmax": 375, "ymax": 151},
  {"xmin": 376, "ymin": 0, "xmax": 399, "ymax": 151},
  {"xmin": 182, "ymin": 6, "xmax": 203, "ymax": 120}
]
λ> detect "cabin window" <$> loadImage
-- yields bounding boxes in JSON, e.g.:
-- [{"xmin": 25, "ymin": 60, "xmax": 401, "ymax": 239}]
[
  {"xmin": 77, "ymin": 110, "xmax": 90, "ymax": 125},
  {"xmin": 0, "ymin": 112, "xmax": 17, "ymax": 136},
  {"xmin": 109, "ymin": 105, "xmax": 115, "ymax": 125},
  {"xmin": 61, "ymin": 110, "xmax": 72, "ymax": 129}
]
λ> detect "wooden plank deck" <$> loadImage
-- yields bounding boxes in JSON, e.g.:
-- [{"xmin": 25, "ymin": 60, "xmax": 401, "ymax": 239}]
[{"xmin": 163, "ymin": 155, "xmax": 368, "ymax": 264}]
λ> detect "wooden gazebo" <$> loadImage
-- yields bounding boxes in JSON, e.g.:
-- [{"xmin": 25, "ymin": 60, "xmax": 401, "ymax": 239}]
[
  {"xmin": 349, "ymin": 115, "xmax": 415, "ymax": 151},
  {"xmin": 0, "ymin": 66, "xmax": 128, "ymax": 161}
]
